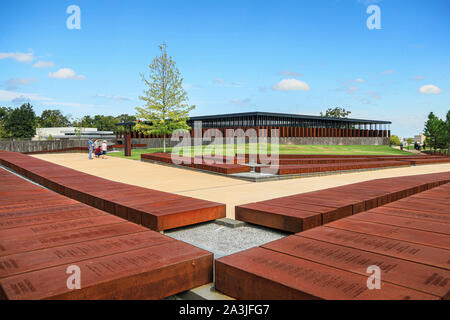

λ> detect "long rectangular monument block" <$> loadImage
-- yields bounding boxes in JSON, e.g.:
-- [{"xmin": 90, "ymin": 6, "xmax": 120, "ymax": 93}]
[
  {"xmin": 0, "ymin": 168, "xmax": 215, "ymax": 299},
  {"xmin": 262, "ymin": 236, "xmax": 449, "ymax": 298},
  {"xmin": 216, "ymin": 181, "xmax": 450, "ymax": 300},
  {"xmin": 0, "ymin": 231, "xmax": 175, "ymax": 279},
  {"xmin": 235, "ymin": 203, "xmax": 322, "ymax": 233},
  {"xmin": 215, "ymin": 247, "xmax": 437, "ymax": 300},
  {"xmin": 235, "ymin": 173, "xmax": 450, "ymax": 232},
  {"xmin": 347, "ymin": 211, "xmax": 450, "ymax": 235},
  {"xmin": 359, "ymin": 206, "xmax": 450, "ymax": 225},
  {"xmin": 0, "ymin": 151, "xmax": 225, "ymax": 231},
  {"xmin": 0, "ymin": 206, "xmax": 109, "ymax": 230},
  {"xmin": 298, "ymin": 226, "xmax": 450, "ymax": 270},
  {"xmin": 327, "ymin": 219, "xmax": 450, "ymax": 250},
  {"xmin": 0, "ymin": 241, "xmax": 213, "ymax": 300}
]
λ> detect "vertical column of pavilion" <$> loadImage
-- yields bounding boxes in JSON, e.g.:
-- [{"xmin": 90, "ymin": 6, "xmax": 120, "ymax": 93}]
[{"xmin": 124, "ymin": 126, "xmax": 132, "ymax": 157}]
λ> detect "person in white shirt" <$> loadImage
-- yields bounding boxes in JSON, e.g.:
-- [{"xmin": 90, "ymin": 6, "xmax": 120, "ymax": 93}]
[{"xmin": 101, "ymin": 140, "xmax": 108, "ymax": 159}]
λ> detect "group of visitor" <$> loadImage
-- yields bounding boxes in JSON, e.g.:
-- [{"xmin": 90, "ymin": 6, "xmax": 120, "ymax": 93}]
[
  {"xmin": 414, "ymin": 142, "xmax": 426, "ymax": 151},
  {"xmin": 88, "ymin": 137, "xmax": 108, "ymax": 160}
]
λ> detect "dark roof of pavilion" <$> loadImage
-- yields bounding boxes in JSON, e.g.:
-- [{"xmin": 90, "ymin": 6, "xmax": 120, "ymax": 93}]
[
  {"xmin": 188, "ymin": 111, "xmax": 391, "ymax": 124},
  {"xmin": 116, "ymin": 111, "xmax": 391, "ymax": 126}
]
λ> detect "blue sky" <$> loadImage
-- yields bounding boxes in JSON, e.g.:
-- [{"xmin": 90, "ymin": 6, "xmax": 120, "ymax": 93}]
[{"xmin": 0, "ymin": 0, "xmax": 448, "ymax": 137}]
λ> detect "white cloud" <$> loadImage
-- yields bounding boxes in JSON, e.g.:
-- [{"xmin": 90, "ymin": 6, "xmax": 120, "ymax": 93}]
[
  {"xmin": 45, "ymin": 101, "xmax": 96, "ymax": 108},
  {"xmin": 411, "ymin": 75, "xmax": 425, "ymax": 80},
  {"xmin": 0, "ymin": 51, "xmax": 34, "ymax": 63},
  {"xmin": 278, "ymin": 70, "xmax": 302, "ymax": 77},
  {"xmin": 11, "ymin": 96, "xmax": 32, "ymax": 105},
  {"xmin": 419, "ymin": 84, "xmax": 442, "ymax": 94},
  {"xmin": 231, "ymin": 98, "xmax": 251, "ymax": 106},
  {"xmin": 272, "ymin": 79, "xmax": 310, "ymax": 92},
  {"xmin": 0, "ymin": 89, "xmax": 52, "ymax": 102},
  {"xmin": 4, "ymin": 78, "xmax": 38, "ymax": 90},
  {"xmin": 212, "ymin": 78, "xmax": 243, "ymax": 88},
  {"xmin": 94, "ymin": 94, "xmax": 131, "ymax": 101},
  {"xmin": 33, "ymin": 60, "xmax": 54, "ymax": 68},
  {"xmin": 0, "ymin": 89, "xmax": 94, "ymax": 109},
  {"xmin": 354, "ymin": 78, "xmax": 365, "ymax": 83},
  {"xmin": 212, "ymin": 78, "xmax": 225, "ymax": 85},
  {"xmin": 48, "ymin": 68, "xmax": 85, "ymax": 80}
]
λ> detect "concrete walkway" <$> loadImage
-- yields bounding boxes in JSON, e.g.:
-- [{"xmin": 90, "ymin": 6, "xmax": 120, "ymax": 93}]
[{"xmin": 32, "ymin": 153, "xmax": 450, "ymax": 219}]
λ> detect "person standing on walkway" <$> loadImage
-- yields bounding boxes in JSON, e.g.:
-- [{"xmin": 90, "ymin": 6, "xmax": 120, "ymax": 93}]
[
  {"xmin": 88, "ymin": 137, "xmax": 94, "ymax": 160},
  {"xmin": 101, "ymin": 140, "xmax": 108, "ymax": 159}
]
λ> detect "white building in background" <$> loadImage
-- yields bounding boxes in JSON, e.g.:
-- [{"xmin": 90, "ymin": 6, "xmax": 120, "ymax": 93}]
[
  {"xmin": 414, "ymin": 133, "xmax": 425, "ymax": 144},
  {"xmin": 33, "ymin": 127, "xmax": 115, "ymax": 140}
]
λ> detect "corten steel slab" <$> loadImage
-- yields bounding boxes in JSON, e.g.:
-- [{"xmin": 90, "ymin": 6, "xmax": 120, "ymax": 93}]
[
  {"xmin": 0, "ymin": 241, "xmax": 213, "ymax": 300},
  {"xmin": 142, "ymin": 201, "xmax": 226, "ymax": 231},
  {"xmin": 215, "ymin": 247, "xmax": 437, "ymax": 300},
  {"xmin": 257, "ymin": 198, "xmax": 345, "ymax": 223},
  {"xmin": 234, "ymin": 173, "xmax": 450, "ymax": 232},
  {"xmin": 0, "ymin": 167, "xmax": 216, "ymax": 300},
  {"xmin": 235, "ymin": 203, "xmax": 322, "ymax": 233},
  {"xmin": 407, "ymin": 159, "xmax": 450, "ymax": 165},
  {"xmin": 0, "ymin": 231, "xmax": 175, "ymax": 279},
  {"xmin": 0, "ymin": 222, "xmax": 148, "ymax": 257},
  {"xmin": 297, "ymin": 226, "xmax": 450, "ymax": 270},
  {"xmin": 363, "ymin": 206, "xmax": 450, "ymax": 225},
  {"xmin": 348, "ymin": 211, "xmax": 450, "ymax": 235},
  {"xmin": 262, "ymin": 236, "xmax": 450, "ymax": 298},
  {"xmin": 264, "ymin": 160, "xmax": 410, "ymax": 175},
  {"xmin": 90, "ymin": 191, "xmax": 182, "ymax": 215},
  {"xmin": 0, "ymin": 208, "xmax": 109, "ymax": 230},
  {"xmin": 291, "ymin": 193, "xmax": 364, "ymax": 215},
  {"xmin": 0, "ymin": 198, "xmax": 75, "ymax": 212},
  {"xmin": 0, "ymin": 215, "xmax": 126, "ymax": 240},
  {"xmin": 411, "ymin": 191, "xmax": 450, "ymax": 202},
  {"xmin": 384, "ymin": 199, "xmax": 450, "ymax": 215},
  {"xmin": 0, "ymin": 152, "xmax": 226, "ymax": 231},
  {"xmin": 276, "ymin": 157, "xmax": 384, "ymax": 165},
  {"xmin": 327, "ymin": 219, "xmax": 450, "ymax": 250},
  {"xmin": 142, "ymin": 152, "xmax": 251, "ymax": 174},
  {"xmin": 104, "ymin": 195, "xmax": 184, "ymax": 219}
]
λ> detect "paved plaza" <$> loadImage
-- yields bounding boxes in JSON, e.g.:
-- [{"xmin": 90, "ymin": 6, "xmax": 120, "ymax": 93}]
[{"xmin": 33, "ymin": 153, "xmax": 450, "ymax": 219}]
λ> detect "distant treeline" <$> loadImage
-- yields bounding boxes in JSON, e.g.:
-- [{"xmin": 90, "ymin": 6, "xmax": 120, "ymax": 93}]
[{"xmin": 0, "ymin": 103, "xmax": 136, "ymax": 139}]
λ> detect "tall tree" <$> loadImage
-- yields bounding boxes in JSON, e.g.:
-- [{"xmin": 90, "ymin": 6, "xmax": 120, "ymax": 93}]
[
  {"xmin": 135, "ymin": 43, "xmax": 195, "ymax": 152},
  {"xmin": 0, "ymin": 107, "xmax": 12, "ymax": 138},
  {"xmin": 37, "ymin": 109, "xmax": 71, "ymax": 127},
  {"xmin": 72, "ymin": 115, "xmax": 95, "ymax": 128},
  {"xmin": 116, "ymin": 114, "xmax": 136, "ymax": 123},
  {"xmin": 93, "ymin": 115, "xmax": 118, "ymax": 131},
  {"xmin": 4, "ymin": 103, "xmax": 36, "ymax": 139},
  {"xmin": 446, "ymin": 109, "xmax": 450, "ymax": 151},
  {"xmin": 320, "ymin": 107, "xmax": 351, "ymax": 118},
  {"xmin": 424, "ymin": 112, "xmax": 447, "ymax": 150},
  {"xmin": 389, "ymin": 134, "xmax": 401, "ymax": 146}
]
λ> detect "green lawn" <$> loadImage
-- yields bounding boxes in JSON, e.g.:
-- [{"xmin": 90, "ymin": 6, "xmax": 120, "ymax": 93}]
[{"xmin": 109, "ymin": 144, "xmax": 414, "ymax": 160}]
